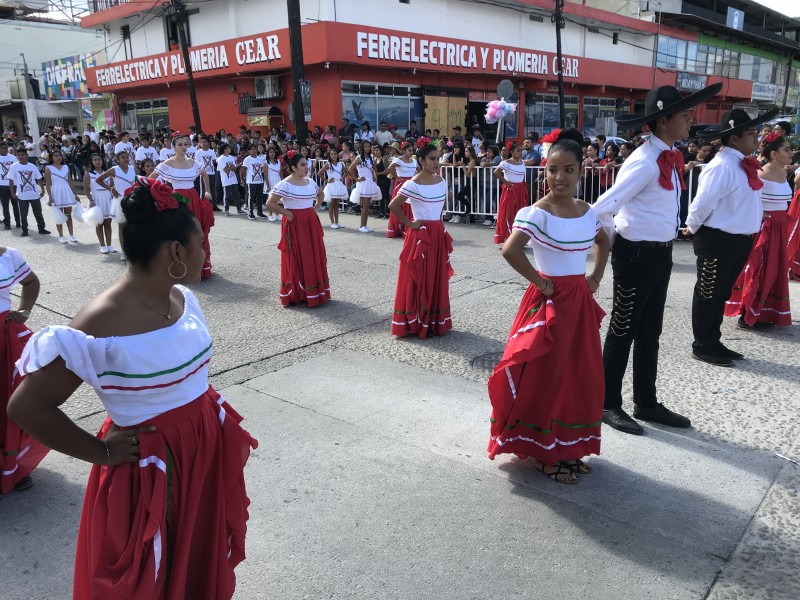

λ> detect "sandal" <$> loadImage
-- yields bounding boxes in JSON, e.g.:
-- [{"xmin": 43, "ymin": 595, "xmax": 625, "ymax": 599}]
[
  {"xmin": 559, "ymin": 459, "xmax": 592, "ymax": 474},
  {"xmin": 534, "ymin": 460, "xmax": 579, "ymax": 484}
]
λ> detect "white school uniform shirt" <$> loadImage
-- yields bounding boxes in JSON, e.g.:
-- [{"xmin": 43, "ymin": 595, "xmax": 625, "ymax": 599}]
[
  {"xmin": 186, "ymin": 146, "xmax": 197, "ymax": 159},
  {"xmin": 114, "ymin": 141, "xmax": 134, "ymax": 160},
  {"xmin": 217, "ymin": 155, "xmax": 239, "ymax": 186},
  {"xmin": 593, "ymin": 135, "xmax": 682, "ymax": 243},
  {"xmin": 134, "ymin": 146, "xmax": 158, "ymax": 164},
  {"xmin": 0, "ymin": 154, "xmax": 16, "ymax": 186},
  {"xmin": 242, "ymin": 155, "xmax": 265, "ymax": 185},
  {"xmin": 195, "ymin": 148, "xmax": 217, "ymax": 175},
  {"xmin": 159, "ymin": 147, "xmax": 176, "ymax": 162},
  {"xmin": 8, "ymin": 162, "xmax": 42, "ymax": 201},
  {"xmin": 685, "ymin": 147, "xmax": 763, "ymax": 235},
  {"xmin": 354, "ymin": 130, "xmax": 375, "ymax": 143}
]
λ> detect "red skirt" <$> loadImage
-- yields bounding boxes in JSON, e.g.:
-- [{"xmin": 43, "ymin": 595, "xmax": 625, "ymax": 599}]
[
  {"xmin": 0, "ymin": 316, "xmax": 50, "ymax": 495},
  {"xmin": 788, "ymin": 191, "xmax": 800, "ymax": 281},
  {"xmin": 73, "ymin": 387, "xmax": 257, "ymax": 600},
  {"xmin": 725, "ymin": 212, "xmax": 792, "ymax": 326},
  {"xmin": 494, "ymin": 182, "xmax": 529, "ymax": 244},
  {"xmin": 488, "ymin": 275, "xmax": 605, "ymax": 463},
  {"xmin": 387, "ymin": 177, "xmax": 413, "ymax": 238},
  {"xmin": 278, "ymin": 206, "xmax": 331, "ymax": 307},
  {"xmin": 391, "ymin": 220, "xmax": 453, "ymax": 338},
  {"xmin": 179, "ymin": 187, "xmax": 214, "ymax": 280}
]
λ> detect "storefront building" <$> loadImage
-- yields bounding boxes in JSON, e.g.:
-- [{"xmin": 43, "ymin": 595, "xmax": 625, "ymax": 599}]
[{"xmin": 82, "ymin": 0, "xmax": 798, "ymax": 139}]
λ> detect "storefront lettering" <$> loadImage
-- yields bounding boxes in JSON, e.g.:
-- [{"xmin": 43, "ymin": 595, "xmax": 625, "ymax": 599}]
[
  {"xmin": 357, "ymin": 31, "xmax": 577, "ymax": 78},
  {"xmin": 235, "ymin": 35, "xmax": 281, "ymax": 66},
  {"xmin": 93, "ymin": 34, "xmax": 282, "ymax": 89}
]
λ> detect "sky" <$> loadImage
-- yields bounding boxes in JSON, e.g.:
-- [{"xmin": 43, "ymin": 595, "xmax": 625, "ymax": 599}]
[{"xmin": 751, "ymin": 0, "xmax": 800, "ymax": 18}]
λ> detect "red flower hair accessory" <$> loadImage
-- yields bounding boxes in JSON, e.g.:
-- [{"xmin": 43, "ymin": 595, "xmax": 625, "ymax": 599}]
[
  {"xmin": 285, "ymin": 149, "xmax": 297, "ymax": 159},
  {"xmin": 505, "ymin": 141, "xmax": 514, "ymax": 152},
  {"xmin": 416, "ymin": 136, "xmax": 432, "ymax": 149},
  {"xmin": 540, "ymin": 129, "xmax": 561, "ymax": 144},
  {"xmin": 399, "ymin": 141, "xmax": 411, "ymax": 150},
  {"xmin": 762, "ymin": 131, "xmax": 782, "ymax": 145},
  {"xmin": 124, "ymin": 177, "xmax": 189, "ymax": 212}
]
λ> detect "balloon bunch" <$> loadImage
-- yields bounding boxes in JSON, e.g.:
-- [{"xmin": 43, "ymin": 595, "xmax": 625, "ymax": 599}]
[{"xmin": 484, "ymin": 98, "xmax": 517, "ymax": 124}]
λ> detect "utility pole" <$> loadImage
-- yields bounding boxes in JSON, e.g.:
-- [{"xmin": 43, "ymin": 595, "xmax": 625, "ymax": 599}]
[
  {"xmin": 287, "ymin": 0, "xmax": 309, "ymax": 143},
  {"xmin": 552, "ymin": 0, "xmax": 566, "ymax": 129},
  {"xmin": 20, "ymin": 53, "xmax": 33, "ymax": 98},
  {"xmin": 780, "ymin": 54, "xmax": 791, "ymax": 114},
  {"xmin": 173, "ymin": 0, "xmax": 203, "ymax": 134}
]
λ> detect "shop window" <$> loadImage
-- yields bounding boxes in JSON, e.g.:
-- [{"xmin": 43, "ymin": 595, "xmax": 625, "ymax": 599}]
[
  {"xmin": 524, "ymin": 94, "xmax": 578, "ymax": 137},
  {"xmin": 165, "ymin": 14, "xmax": 189, "ymax": 52},
  {"xmin": 583, "ymin": 97, "xmax": 630, "ymax": 137},
  {"xmin": 119, "ymin": 98, "xmax": 169, "ymax": 134},
  {"xmin": 341, "ymin": 83, "xmax": 423, "ymax": 131}
]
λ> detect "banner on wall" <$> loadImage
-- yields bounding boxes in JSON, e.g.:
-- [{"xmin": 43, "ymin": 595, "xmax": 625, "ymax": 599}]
[
  {"xmin": 42, "ymin": 53, "xmax": 103, "ymax": 100},
  {"xmin": 80, "ymin": 98, "xmax": 93, "ymax": 121}
]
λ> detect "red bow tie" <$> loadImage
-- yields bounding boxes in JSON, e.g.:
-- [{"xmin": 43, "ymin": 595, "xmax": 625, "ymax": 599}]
[
  {"xmin": 656, "ymin": 149, "xmax": 686, "ymax": 191},
  {"xmin": 741, "ymin": 156, "xmax": 764, "ymax": 191}
]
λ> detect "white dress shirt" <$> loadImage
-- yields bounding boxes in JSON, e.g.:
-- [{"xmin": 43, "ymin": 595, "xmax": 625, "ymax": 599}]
[
  {"xmin": 685, "ymin": 147, "xmax": 762, "ymax": 235},
  {"xmin": 593, "ymin": 135, "xmax": 682, "ymax": 243}
]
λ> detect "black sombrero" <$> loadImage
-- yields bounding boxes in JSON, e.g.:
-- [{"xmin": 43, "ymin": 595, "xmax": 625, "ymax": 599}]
[
  {"xmin": 697, "ymin": 107, "xmax": 781, "ymax": 141},
  {"xmin": 615, "ymin": 82, "xmax": 723, "ymax": 129}
]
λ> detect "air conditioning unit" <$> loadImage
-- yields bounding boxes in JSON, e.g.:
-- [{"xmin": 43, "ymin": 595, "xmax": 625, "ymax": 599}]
[{"xmin": 255, "ymin": 76, "xmax": 282, "ymax": 100}]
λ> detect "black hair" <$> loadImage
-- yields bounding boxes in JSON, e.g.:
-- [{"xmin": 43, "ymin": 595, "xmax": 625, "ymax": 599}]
[
  {"xmin": 775, "ymin": 121, "xmax": 791, "ymax": 137},
  {"xmin": 416, "ymin": 144, "xmax": 438, "ymax": 168},
  {"xmin": 285, "ymin": 151, "xmax": 305, "ymax": 172},
  {"xmin": 620, "ymin": 142, "xmax": 634, "ymax": 153},
  {"xmin": 507, "ymin": 142, "xmax": 520, "ymax": 153},
  {"xmin": 218, "ymin": 143, "xmax": 231, "ymax": 153},
  {"xmin": 120, "ymin": 182, "xmax": 200, "ymax": 268},
  {"xmin": 488, "ymin": 145, "xmax": 500, "ymax": 156},
  {"xmin": 762, "ymin": 135, "xmax": 788, "ymax": 162},
  {"xmin": 138, "ymin": 158, "xmax": 156, "ymax": 176},
  {"xmin": 604, "ymin": 143, "xmax": 618, "ymax": 154},
  {"xmin": 548, "ymin": 128, "xmax": 584, "ymax": 164},
  {"xmin": 588, "ymin": 142, "xmax": 600, "ymax": 153},
  {"xmin": 89, "ymin": 153, "xmax": 106, "ymax": 174},
  {"xmin": 359, "ymin": 140, "xmax": 373, "ymax": 166}
]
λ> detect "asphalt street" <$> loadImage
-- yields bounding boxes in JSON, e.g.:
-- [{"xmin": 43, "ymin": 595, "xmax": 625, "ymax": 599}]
[{"xmin": 1, "ymin": 203, "xmax": 798, "ymax": 600}]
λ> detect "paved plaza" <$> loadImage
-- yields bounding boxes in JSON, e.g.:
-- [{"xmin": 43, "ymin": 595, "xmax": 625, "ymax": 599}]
[{"xmin": 1, "ymin": 205, "xmax": 799, "ymax": 600}]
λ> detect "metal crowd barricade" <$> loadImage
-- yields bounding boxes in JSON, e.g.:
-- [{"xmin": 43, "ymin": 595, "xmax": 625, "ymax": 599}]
[{"xmin": 439, "ymin": 162, "xmax": 705, "ymax": 222}]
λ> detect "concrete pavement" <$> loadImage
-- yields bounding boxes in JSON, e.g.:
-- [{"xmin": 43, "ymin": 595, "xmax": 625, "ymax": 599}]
[{"xmin": 1, "ymin": 205, "xmax": 798, "ymax": 599}]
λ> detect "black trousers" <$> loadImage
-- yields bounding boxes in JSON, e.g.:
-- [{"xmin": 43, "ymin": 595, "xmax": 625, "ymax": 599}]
[
  {"xmin": 247, "ymin": 184, "xmax": 264, "ymax": 215},
  {"xmin": 691, "ymin": 226, "xmax": 753, "ymax": 350},
  {"xmin": 456, "ymin": 179, "xmax": 473, "ymax": 219},
  {"xmin": 19, "ymin": 200, "xmax": 46, "ymax": 233},
  {"xmin": 603, "ymin": 237, "xmax": 673, "ymax": 410},
  {"xmin": 223, "ymin": 184, "xmax": 241, "ymax": 211},
  {"xmin": 0, "ymin": 187, "xmax": 20, "ymax": 227}
]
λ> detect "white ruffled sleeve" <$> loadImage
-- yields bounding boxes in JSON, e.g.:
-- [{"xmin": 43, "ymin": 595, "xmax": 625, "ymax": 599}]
[
  {"xmin": 6, "ymin": 248, "xmax": 32, "ymax": 282},
  {"xmin": 511, "ymin": 205, "xmax": 540, "ymax": 240},
  {"xmin": 16, "ymin": 326, "xmax": 105, "ymax": 390}
]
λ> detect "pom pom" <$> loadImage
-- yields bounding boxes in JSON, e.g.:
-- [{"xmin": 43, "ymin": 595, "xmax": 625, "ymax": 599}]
[
  {"xmin": 323, "ymin": 185, "xmax": 332, "ymax": 203},
  {"xmin": 349, "ymin": 185, "xmax": 362, "ymax": 205},
  {"xmin": 82, "ymin": 205, "xmax": 105, "ymax": 228},
  {"xmin": 50, "ymin": 205, "xmax": 68, "ymax": 225},
  {"xmin": 113, "ymin": 195, "xmax": 126, "ymax": 224},
  {"xmin": 71, "ymin": 201, "xmax": 86, "ymax": 223}
]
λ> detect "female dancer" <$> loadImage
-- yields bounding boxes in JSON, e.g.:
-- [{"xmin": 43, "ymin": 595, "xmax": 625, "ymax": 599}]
[
  {"xmin": 9, "ymin": 177, "xmax": 257, "ymax": 598},
  {"xmin": 386, "ymin": 142, "xmax": 418, "ymax": 238},
  {"xmin": 264, "ymin": 146, "xmax": 282, "ymax": 222},
  {"xmin": 84, "ymin": 153, "xmax": 116, "ymax": 254},
  {"xmin": 374, "ymin": 145, "xmax": 391, "ymax": 219},
  {"xmin": 388, "ymin": 143, "xmax": 453, "ymax": 338},
  {"xmin": 45, "ymin": 150, "xmax": 80, "ymax": 244},
  {"xmin": 452, "ymin": 144, "xmax": 478, "ymax": 224},
  {"xmin": 725, "ymin": 133, "xmax": 793, "ymax": 328},
  {"xmin": 348, "ymin": 140, "xmax": 380, "ymax": 233},
  {"xmin": 0, "ymin": 247, "xmax": 47, "ymax": 497},
  {"xmin": 98, "ymin": 151, "xmax": 139, "ymax": 263},
  {"xmin": 788, "ymin": 170, "xmax": 800, "ymax": 281},
  {"xmin": 324, "ymin": 149, "xmax": 348, "ymax": 229},
  {"xmin": 266, "ymin": 151, "xmax": 330, "ymax": 308},
  {"xmin": 154, "ymin": 134, "xmax": 214, "ymax": 279},
  {"xmin": 487, "ymin": 129, "xmax": 610, "ymax": 484},
  {"xmin": 493, "ymin": 142, "xmax": 528, "ymax": 244}
]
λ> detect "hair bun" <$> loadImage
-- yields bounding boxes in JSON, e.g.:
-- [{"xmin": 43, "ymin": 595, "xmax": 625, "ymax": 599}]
[
  {"xmin": 121, "ymin": 184, "xmax": 158, "ymax": 224},
  {"xmin": 557, "ymin": 128, "xmax": 584, "ymax": 145}
]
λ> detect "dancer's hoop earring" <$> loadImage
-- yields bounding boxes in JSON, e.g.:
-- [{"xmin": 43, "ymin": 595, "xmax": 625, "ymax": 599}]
[{"xmin": 168, "ymin": 261, "xmax": 188, "ymax": 280}]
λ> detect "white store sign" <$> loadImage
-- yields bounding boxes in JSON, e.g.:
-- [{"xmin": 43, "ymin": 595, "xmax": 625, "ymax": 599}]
[{"xmin": 751, "ymin": 82, "xmax": 778, "ymax": 102}]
